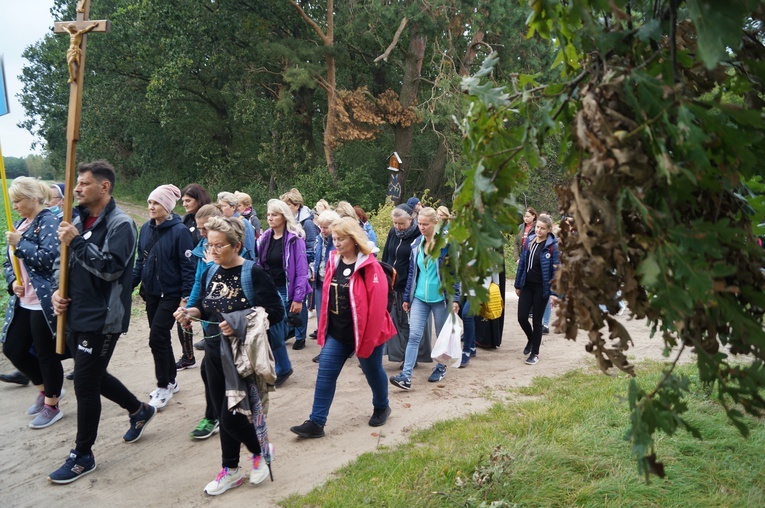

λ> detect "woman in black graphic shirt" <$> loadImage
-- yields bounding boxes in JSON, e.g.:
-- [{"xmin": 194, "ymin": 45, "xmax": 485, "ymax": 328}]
[{"xmin": 175, "ymin": 217, "xmax": 283, "ymax": 496}]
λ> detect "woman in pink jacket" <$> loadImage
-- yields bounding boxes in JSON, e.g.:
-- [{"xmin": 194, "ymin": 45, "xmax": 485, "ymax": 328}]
[{"xmin": 290, "ymin": 217, "xmax": 396, "ymax": 438}]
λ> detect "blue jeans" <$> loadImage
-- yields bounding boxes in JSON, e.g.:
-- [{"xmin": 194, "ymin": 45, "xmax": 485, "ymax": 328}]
[
  {"xmin": 275, "ymin": 287, "xmax": 293, "ymax": 376},
  {"xmin": 542, "ymin": 298, "xmax": 552, "ymax": 327},
  {"xmin": 309, "ymin": 336, "xmax": 388, "ymax": 426},
  {"xmin": 461, "ymin": 300, "xmax": 475, "ymax": 354},
  {"xmin": 403, "ymin": 298, "xmax": 448, "ymax": 378},
  {"xmin": 296, "ymin": 296, "xmax": 309, "ymax": 340}
]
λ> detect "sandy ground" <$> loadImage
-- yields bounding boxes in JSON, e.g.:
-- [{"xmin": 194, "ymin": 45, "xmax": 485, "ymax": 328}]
[
  {"xmin": 0, "ymin": 201, "xmax": 676, "ymax": 507},
  {"xmin": 0, "ymin": 292, "xmax": 675, "ymax": 508}
]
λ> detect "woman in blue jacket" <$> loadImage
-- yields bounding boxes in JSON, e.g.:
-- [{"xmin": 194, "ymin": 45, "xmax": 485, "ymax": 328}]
[
  {"xmin": 132, "ymin": 185, "xmax": 195, "ymax": 409},
  {"xmin": 2, "ymin": 178, "xmax": 63, "ymax": 429},
  {"xmin": 514, "ymin": 214, "xmax": 559, "ymax": 365}
]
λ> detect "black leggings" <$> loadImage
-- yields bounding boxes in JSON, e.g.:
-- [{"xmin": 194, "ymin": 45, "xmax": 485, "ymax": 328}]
[
  {"xmin": 2, "ymin": 307, "xmax": 63, "ymax": 398},
  {"xmin": 517, "ymin": 282, "xmax": 549, "ymax": 355},
  {"xmin": 204, "ymin": 340, "xmax": 261, "ymax": 468},
  {"xmin": 145, "ymin": 294, "xmax": 180, "ymax": 387}
]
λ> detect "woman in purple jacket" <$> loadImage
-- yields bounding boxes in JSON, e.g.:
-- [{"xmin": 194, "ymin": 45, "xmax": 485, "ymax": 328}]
[{"xmin": 256, "ymin": 199, "xmax": 312, "ymax": 387}]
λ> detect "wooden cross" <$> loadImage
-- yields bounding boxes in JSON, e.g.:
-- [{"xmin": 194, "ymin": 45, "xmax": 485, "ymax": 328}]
[{"xmin": 53, "ymin": 0, "xmax": 110, "ymax": 354}]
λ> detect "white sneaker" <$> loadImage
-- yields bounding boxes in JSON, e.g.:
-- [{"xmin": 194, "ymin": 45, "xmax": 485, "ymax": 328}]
[
  {"xmin": 169, "ymin": 380, "xmax": 180, "ymax": 393},
  {"xmin": 250, "ymin": 454, "xmax": 270, "ymax": 485},
  {"xmin": 148, "ymin": 386, "xmax": 173, "ymax": 409},
  {"xmin": 204, "ymin": 467, "xmax": 245, "ymax": 496}
]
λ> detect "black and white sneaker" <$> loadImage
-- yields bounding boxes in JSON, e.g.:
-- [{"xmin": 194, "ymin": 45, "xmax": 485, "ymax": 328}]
[{"xmin": 525, "ymin": 354, "xmax": 539, "ymax": 365}]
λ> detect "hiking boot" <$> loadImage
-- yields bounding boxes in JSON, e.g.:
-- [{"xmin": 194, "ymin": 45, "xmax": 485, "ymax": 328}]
[
  {"xmin": 27, "ymin": 391, "xmax": 45, "ymax": 416},
  {"xmin": 48, "ymin": 449, "xmax": 96, "ymax": 484},
  {"xmin": 191, "ymin": 418, "xmax": 220, "ymax": 440},
  {"xmin": 204, "ymin": 467, "xmax": 245, "ymax": 496},
  {"xmin": 175, "ymin": 356, "xmax": 197, "ymax": 371},
  {"xmin": 523, "ymin": 342, "xmax": 532, "ymax": 356},
  {"xmin": 0, "ymin": 370, "xmax": 30, "ymax": 386},
  {"xmin": 123, "ymin": 402, "xmax": 156, "ymax": 443},
  {"xmin": 428, "ymin": 364, "xmax": 447, "ymax": 383},
  {"xmin": 525, "ymin": 354, "xmax": 540, "ymax": 365},
  {"xmin": 149, "ymin": 386, "xmax": 173, "ymax": 409},
  {"xmin": 459, "ymin": 352, "xmax": 470, "ymax": 368},
  {"xmin": 275, "ymin": 368, "xmax": 293, "ymax": 387},
  {"xmin": 292, "ymin": 339, "xmax": 306, "ymax": 351},
  {"xmin": 369, "ymin": 406, "xmax": 391, "ymax": 427},
  {"xmin": 194, "ymin": 338, "xmax": 206, "ymax": 351},
  {"xmin": 29, "ymin": 405, "xmax": 64, "ymax": 429},
  {"xmin": 389, "ymin": 373, "xmax": 411, "ymax": 391},
  {"xmin": 290, "ymin": 419, "xmax": 325, "ymax": 438},
  {"xmin": 250, "ymin": 454, "xmax": 270, "ymax": 485}
]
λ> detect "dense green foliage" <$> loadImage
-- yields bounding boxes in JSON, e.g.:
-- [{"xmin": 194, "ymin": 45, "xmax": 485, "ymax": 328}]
[
  {"xmin": 19, "ymin": 0, "xmax": 560, "ymax": 212},
  {"xmin": 282, "ymin": 363, "xmax": 765, "ymax": 507},
  {"xmin": 447, "ymin": 0, "xmax": 765, "ymax": 478}
]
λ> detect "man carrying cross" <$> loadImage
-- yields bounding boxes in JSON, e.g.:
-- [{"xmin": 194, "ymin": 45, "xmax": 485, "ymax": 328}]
[{"xmin": 48, "ymin": 161, "xmax": 155, "ymax": 484}]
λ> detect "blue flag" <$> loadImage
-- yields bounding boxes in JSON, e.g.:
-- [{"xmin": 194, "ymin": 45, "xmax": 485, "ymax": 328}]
[{"xmin": 0, "ymin": 57, "xmax": 9, "ymax": 117}]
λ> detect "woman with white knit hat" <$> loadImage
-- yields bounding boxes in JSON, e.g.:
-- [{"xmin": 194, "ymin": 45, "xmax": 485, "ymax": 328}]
[{"xmin": 131, "ymin": 184, "xmax": 196, "ymax": 409}]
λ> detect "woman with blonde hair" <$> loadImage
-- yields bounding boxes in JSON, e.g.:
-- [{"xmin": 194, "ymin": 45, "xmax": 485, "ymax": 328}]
[
  {"xmin": 256, "ymin": 199, "xmax": 311, "ymax": 384},
  {"xmin": 280, "ymin": 188, "xmax": 319, "ymax": 349},
  {"xmin": 290, "ymin": 218, "xmax": 396, "ymax": 438},
  {"xmin": 390, "ymin": 207, "xmax": 460, "ymax": 390},
  {"xmin": 217, "ymin": 191, "xmax": 256, "ymax": 258},
  {"xmin": 2, "ymin": 177, "xmax": 64, "ymax": 428}
]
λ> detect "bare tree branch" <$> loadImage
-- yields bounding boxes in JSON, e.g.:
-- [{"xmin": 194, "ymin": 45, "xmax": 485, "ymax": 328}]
[
  {"xmin": 288, "ymin": 0, "xmax": 329, "ymax": 45},
  {"xmin": 374, "ymin": 17, "xmax": 408, "ymax": 63}
]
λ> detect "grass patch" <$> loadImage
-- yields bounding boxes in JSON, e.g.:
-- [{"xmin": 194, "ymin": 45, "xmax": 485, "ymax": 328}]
[{"xmin": 280, "ymin": 362, "xmax": 765, "ymax": 507}]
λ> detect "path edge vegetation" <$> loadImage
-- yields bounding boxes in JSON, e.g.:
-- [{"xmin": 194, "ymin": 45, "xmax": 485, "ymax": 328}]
[
  {"xmin": 279, "ymin": 361, "xmax": 765, "ymax": 507},
  {"xmin": 444, "ymin": 0, "xmax": 765, "ymax": 479}
]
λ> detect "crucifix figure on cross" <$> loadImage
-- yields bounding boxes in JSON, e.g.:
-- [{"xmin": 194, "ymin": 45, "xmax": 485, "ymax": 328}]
[
  {"xmin": 64, "ymin": 22, "xmax": 100, "ymax": 83},
  {"xmin": 52, "ymin": 0, "xmax": 111, "ymax": 353}
]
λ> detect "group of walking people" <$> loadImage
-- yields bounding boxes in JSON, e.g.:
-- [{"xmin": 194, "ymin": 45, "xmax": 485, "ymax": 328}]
[{"xmin": 0, "ymin": 161, "xmax": 561, "ymax": 496}]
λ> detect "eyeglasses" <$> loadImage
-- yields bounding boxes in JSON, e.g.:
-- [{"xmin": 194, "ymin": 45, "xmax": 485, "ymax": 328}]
[{"xmin": 207, "ymin": 243, "xmax": 232, "ymax": 253}]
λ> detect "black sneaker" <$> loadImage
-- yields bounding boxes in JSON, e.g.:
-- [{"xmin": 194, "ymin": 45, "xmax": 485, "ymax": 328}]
[
  {"xmin": 542, "ymin": 325, "xmax": 550, "ymax": 335},
  {"xmin": 390, "ymin": 373, "xmax": 411, "ymax": 391},
  {"xmin": 123, "ymin": 403, "xmax": 156, "ymax": 443},
  {"xmin": 290, "ymin": 420, "xmax": 325, "ymax": 438},
  {"xmin": 309, "ymin": 330, "xmax": 318, "ymax": 340},
  {"xmin": 369, "ymin": 406, "xmax": 391, "ymax": 427},
  {"xmin": 65, "ymin": 371, "xmax": 74, "ymax": 381},
  {"xmin": 48, "ymin": 450, "xmax": 96, "ymax": 484},
  {"xmin": 312, "ymin": 354, "xmax": 320, "ymax": 363},
  {"xmin": 525, "ymin": 354, "xmax": 539, "ymax": 365},
  {"xmin": 292, "ymin": 339, "xmax": 306, "ymax": 351},
  {"xmin": 0, "ymin": 370, "xmax": 30, "ymax": 385},
  {"xmin": 523, "ymin": 342, "xmax": 532, "ymax": 356},
  {"xmin": 175, "ymin": 356, "xmax": 197, "ymax": 371},
  {"xmin": 275, "ymin": 368, "xmax": 293, "ymax": 387},
  {"xmin": 193, "ymin": 339, "xmax": 206, "ymax": 351}
]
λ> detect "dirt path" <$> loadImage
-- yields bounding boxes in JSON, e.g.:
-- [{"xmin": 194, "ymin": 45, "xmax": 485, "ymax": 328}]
[{"xmin": 0, "ymin": 289, "xmax": 675, "ymax": 507}]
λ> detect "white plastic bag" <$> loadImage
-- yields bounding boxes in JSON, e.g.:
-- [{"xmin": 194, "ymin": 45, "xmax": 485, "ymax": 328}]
[{"xmin": 431, "ymin": 314, "xmax": 463, "ymax": 367}]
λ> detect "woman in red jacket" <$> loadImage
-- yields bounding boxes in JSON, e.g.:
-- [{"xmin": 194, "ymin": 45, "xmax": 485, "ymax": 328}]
[{"xmin": 290, "ymin": 217, "xmax": 396, "ymax": 438}]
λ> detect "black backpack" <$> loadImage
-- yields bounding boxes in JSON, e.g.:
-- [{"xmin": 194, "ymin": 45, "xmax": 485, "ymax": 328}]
[{"xmin": 365, "ymin": 260, "xmax": 397, "ymax": 313}]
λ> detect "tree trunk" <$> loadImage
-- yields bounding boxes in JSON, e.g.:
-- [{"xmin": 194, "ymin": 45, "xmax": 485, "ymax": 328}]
[
  {"xmin": 422, "ymin": 139, "xmax": 449, "ymax": 200},
  {"xmin": 392, "ymin": 25, "xmax": 426, "ymax": 202}
]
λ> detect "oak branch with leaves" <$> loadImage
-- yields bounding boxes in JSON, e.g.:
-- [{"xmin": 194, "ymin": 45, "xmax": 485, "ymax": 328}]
[{"xmin": 448, "ymin": 0, "xmax": 765, "ymax": 480}]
